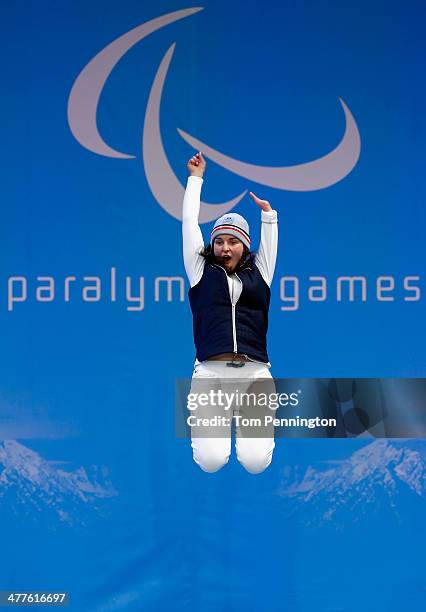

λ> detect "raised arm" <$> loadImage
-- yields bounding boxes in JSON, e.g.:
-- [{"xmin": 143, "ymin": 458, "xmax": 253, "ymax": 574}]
[
  {"xmin": 182, "ymin": 152, "xmax": 207, "ymax": 288},
  {"xmin": 250, "ymin": 191, "xmax": 278, "ymax": 287}
]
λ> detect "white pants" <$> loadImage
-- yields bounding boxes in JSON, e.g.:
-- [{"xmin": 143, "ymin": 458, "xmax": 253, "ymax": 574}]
[{"xmin": 189, "ymin": 361, "xmax": 276, "ymax": 474}]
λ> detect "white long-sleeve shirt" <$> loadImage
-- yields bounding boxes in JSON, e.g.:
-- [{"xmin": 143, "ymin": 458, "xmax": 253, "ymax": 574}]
[{"xmin": 182, "ymin": 175, "xmax": 278, "ymax": 366}]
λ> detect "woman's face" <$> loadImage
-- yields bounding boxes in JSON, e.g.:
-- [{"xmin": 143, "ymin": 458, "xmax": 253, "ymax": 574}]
[{"xmin": 213, "ymin": 234, "xmax": 244, "ymax": 273}]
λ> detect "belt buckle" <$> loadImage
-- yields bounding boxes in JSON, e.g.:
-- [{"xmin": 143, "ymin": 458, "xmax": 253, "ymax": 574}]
[{"xmin": 226, "ymin": 355, "xmax": 246, "ymax": 368}]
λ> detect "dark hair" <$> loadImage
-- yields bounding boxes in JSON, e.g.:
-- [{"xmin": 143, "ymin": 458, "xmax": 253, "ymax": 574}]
[{"xmin": 200, "ymin": 242, "xmax": 256, "ymax": 271}]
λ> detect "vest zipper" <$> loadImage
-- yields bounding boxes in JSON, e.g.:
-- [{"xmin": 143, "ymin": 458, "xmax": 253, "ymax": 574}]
[
  {"xmin": 212, "ymin": 263, "xmax": 242, "ymax": 354},
  {"xmin": 233, "ymin": 272, "xmax": 243, "ymax": 354},
  {"xmin": 231, "ymin": 304, "xmax": 237, "ymax": 352}
]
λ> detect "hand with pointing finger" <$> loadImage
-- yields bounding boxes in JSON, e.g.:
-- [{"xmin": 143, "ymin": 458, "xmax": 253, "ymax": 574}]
[
  {"xmin": 187, "ymin": 151, "xmax": 206, "ymax": 178},
  {"xmin": 249, "ymin": 191, "xmax": 272, "ymax": 212}
]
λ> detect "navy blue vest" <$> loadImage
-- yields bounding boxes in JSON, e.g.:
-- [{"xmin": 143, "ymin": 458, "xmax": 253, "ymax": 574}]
[{"xmin": 188, "ymin": 262, "xmax": 271, "ymax": 363}]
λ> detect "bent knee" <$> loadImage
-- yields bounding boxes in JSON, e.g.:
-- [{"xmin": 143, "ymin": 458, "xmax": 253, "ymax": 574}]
[
  {"xmin": 195, "ymin": 453, "xmax": 230, "ymax": 473},
  {"xmin": 237, "ymin": 445, "xmax": 274, "ymax": 474},
  {"xmin": 192, "ymin": 443, "xmax": 230, "ymax": 473}
]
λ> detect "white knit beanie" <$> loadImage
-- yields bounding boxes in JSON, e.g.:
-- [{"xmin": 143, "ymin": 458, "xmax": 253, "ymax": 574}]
[{"xmin": 210, "ymin": 213, "xmax": 250, "ymax": 249}]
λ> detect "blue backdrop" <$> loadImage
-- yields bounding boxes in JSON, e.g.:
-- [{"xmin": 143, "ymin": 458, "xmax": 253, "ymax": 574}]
[{"xmin": 1, "ymin": 1, "xmax": 425, "ymax": 610}]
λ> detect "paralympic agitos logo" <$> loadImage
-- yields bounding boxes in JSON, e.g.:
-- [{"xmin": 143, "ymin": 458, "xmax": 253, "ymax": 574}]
[{"xmin": 67, "ymin": 7, "xmax": 361, "ymax": 223}]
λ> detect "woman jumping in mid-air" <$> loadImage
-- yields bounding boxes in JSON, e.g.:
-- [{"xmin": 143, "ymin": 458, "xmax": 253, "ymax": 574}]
[{"xmin": 182, "ymin": 151, "xmax": 278, "ymax": 474}]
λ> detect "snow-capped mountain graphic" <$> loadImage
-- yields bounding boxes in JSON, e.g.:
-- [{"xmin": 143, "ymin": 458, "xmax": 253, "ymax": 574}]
[
  {"xmin": 277, "ymin": 440, "xmax": 426, "ymax": 529},
  {"xmin": 0, "ymin": 440, "xmax": 117, "ymax": 528}
]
